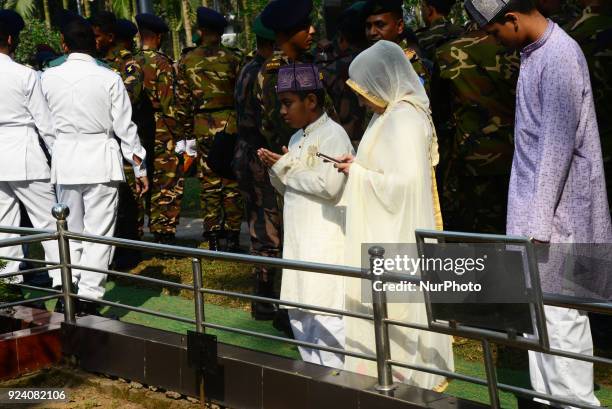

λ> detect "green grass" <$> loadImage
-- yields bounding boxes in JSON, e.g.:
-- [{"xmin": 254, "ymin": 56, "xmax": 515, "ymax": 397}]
[
  {"xmin": 23, "ymin": 281, "xmax": 612, "ymax": 409},
  {"xmin": 12, "ymin": 179, "xmax": 612, "ymax": 408}
]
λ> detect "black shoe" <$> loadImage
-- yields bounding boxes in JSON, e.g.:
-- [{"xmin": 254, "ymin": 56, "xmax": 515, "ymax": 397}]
[
  {"xmin": 225, "ymin": 230, "xmax": 242, "ymax": 253},
  {"xmin": 77, "ymin": 300, "xmax": 101, "ymax": 317},
  {"xmin": 251, "ymin": 269, "xmax": 277, "ymax": 321},
  {"xmin": 272, "ymin": 309, "xmax": 293, "ymax": 337},
  {"xmin": 204, "ymin": 232, "xmax": 220, "ymax": 251}
]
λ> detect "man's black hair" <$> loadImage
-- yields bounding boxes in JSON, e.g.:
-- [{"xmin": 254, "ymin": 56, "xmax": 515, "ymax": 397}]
[
  {"xmin": 295, "ymin": 89, "xmax": 325, "ymax": 109},
  {"xmin": 491, "ymin": 0, "xmax": 537, "ymax": 23},
  {"xmin": 424, "ymin": 0, "xmax": 457, "ymax": 16},
  {"xmin": 63, "ymin": 19, "xmax": 96, "ymax": 54},
  {"xmin": 90, "ymin": 11, "xmax": 117, "ymax": 34},
  {"xmin": 338, "ymin": 11, "xmax": 367, "ymax": 46},
  {"xmin": 256, "ymin": 35, "xmax": 275, "ymax": 49},
  {"xmin": 0, "ymin": 31, "xmax": 9, "ymax": 48}
]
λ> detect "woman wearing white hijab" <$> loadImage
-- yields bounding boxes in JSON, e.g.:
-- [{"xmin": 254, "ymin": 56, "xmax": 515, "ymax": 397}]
[{"xmin": 335, "ymin": 40, "xmax": 453, "ymax": 390}]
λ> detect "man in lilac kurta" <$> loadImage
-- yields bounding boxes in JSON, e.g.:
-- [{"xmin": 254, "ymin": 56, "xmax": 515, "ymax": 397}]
[{"xmin": 465, "ymin": 0, "xmax": 611, "ymax": 406}]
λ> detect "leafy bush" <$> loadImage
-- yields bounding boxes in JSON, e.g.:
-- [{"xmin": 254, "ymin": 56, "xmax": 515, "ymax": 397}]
[{"xmin": 14, "ymin": 19, "xmax": 61, "ymax": 66}]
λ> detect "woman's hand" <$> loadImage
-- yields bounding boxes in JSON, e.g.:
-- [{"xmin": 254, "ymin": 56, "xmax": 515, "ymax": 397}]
[
  {"xmin": 257, "ymin": 147, "xmax": 287, "ymax": 167},
  {"xmin": 334, "ymin": 154, "xmax": 354, "ymax": 175}
]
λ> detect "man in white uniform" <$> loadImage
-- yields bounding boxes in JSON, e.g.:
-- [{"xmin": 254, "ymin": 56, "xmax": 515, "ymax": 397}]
[
  {"xmin": 0, "ymin": 10, "xmax": 60, "ymax": 284},
  {"xmin": 41, "ymin": 18, "xmax": 148, "ymax": 310},
  {"xmin": 258, "ymin": 64, "xmax": 354, "ymax": 369}
]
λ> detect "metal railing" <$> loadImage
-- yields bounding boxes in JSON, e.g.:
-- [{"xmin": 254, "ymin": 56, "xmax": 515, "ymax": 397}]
[{"xmin": 0, "ymin": 203, "xmax": 610, "ymax": 409}]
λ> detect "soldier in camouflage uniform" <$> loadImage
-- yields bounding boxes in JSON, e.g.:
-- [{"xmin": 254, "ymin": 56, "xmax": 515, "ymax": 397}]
[
  {"xmin": 233, "ymin": 16, "xmax": 281, "ymax": 320},
  {"xmin": 566, "ymin": 0, "xmax": 612, "ymax": 215},
  {"xmin": 537, "ymin": 0, "xmax": 580, "ymax": 26},
  {"xmin": 176, "ymin": 7, "xmax": 243, "ymax": 251},
  {"xmin": 363, "ymin": 0, "xmax": 433, "ymax": 95},
  {"xmin": 319, "ymin": 2, "xmax": 369, "ymax": 147},
  {"xmin": 133, "ymin": 13, "xmax": 184, "ymax": 244},
  {"xmin": 257, "ymin": 0, "xmax": 338, "ymax": 154},
  {"xmin": 255, "ymin": 0, "xmax": 341, "ymax": 327},
  {"xmin": 432, "ymin": 23, "xmax": 519, "ymax": 234},
  {"xmin": 416, "ymin": 0, "xmax": 464, "ymax": 61}
]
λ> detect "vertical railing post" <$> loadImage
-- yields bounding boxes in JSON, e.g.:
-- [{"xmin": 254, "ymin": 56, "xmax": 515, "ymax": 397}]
[
  {"xmin": 482, "ymin": 339, "xmax": 501, "ymax": 409},
  {"xmin": 192, "ymin": 258, "xmax": 205, "ymax": 333},
  {"xmin": 52, "ymin": 204, "xmax": 76, "ymax": 324},
  {"xmin": 369, "ymin": 246, "xmax": 395, "ymax": 392},
  {"xmin": 191, "ymin": 257, "xmax": 206, "ymax": 409}
]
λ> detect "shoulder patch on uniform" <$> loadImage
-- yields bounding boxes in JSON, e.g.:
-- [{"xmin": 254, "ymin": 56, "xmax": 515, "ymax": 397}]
[
  {"xmin": 404, "ymin": 49, "xmax": 417, "ymax": 61},
  {"xmin": 265, "ymin": 58, "xmax": 281, "ymax": 72}
]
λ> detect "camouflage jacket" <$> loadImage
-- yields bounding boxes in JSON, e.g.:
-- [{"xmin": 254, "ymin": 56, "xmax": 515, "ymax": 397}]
[
  {"xmin": 255, "ymin": 50, "xmax": 338, "ymax": 153},
  {"xmin": 433, "ymin": 26, "xmax": 519, "ymax": 178},
  {"xmin": 176, "ymin": 44, "xmax": 241, "ymax": 139},
  {"xmin": 235, "ymin": 52, "xmax": 266, "ymax": 145},
  {"xmin": 319, "ymin": 45, "xmax": 367, "ymax": 145},
  {"xmin": 566, "ymin": 6, "xmax": 612, "ymax": 135},
  {"xmin": 398, "ymin": 39, "xmax": 433, "ymax": 96},
  {"xmin": 132, "ymin": 47, "xmax": 177, "ymax": 118},
  {"xmin": 416, "ymin": 18, "xmax": 464, "ymax": 61},
  {"xmin": 104, "ymin": 45, "xmax": 144, "ymax": 104}
]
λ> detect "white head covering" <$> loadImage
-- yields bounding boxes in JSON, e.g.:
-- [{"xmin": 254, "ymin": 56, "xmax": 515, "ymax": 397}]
[{"xmin": 346, "ymin": 40, "xmax": 430, "ymax": 112}]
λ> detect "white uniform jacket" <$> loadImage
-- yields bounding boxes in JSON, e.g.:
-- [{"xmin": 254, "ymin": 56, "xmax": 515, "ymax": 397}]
[
  {"xmin": 40, "ymin": 53, "xmax": 146, "ymax": 185},
  {"xmin": 0, "ymin": 53, "xmax": 56, "ymax": 181}
]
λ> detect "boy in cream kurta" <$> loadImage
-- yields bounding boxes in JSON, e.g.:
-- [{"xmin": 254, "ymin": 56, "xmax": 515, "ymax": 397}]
[{"xmin": 258, "ymin": 64, "xmax": 353, "ymax": 369}]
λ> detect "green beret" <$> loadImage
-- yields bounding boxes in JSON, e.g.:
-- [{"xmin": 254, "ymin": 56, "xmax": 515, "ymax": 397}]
[{"xmin": 252, "ymin": 15, "xmax": 275, "ymax": 41}]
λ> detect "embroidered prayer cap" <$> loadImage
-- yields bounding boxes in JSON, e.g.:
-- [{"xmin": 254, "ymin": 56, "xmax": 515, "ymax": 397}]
[
  {"xmin": 196, "ymin": 6, "xmax": 228, "ymax": 33},
  {"xmin": 0, "ymin": 10, "xmax": 25, "ymax": 37},
  {"xmin": 363, "ymin": 0, "xmax": 403, "ymax": 17},
  {"xmin": 136, "ymin": 13, "xmax": 169, "ymax": 34},
  {"xmin": 464, "ymin": 0, "xmax": 511, "ymax": 27},
  {"xmin": 261, "ymin": 0, "xmax": 313, "ymax": 33},
  {"xmin": 252, "ymin": 14, "xmax": 275, "ymax": 41},
  {"xmin": 276, "ymin": 63, "xmax": 324, "ymax": 94}
]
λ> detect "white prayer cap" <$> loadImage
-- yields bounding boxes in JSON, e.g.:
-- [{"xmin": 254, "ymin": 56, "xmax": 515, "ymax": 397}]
[{"xmin": 464, "ymin": 0, "xmax": 511, "ymax": 27}]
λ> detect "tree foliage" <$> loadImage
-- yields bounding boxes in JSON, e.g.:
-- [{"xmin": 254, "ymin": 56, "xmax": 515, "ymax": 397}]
[{"xmin": 14, "ymin": 19, "xmax": 61, "ymax": 65}]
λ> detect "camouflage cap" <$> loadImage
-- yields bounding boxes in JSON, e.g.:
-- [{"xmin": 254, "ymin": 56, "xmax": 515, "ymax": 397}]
[
  {"xmin": 276, "ymin": 63, "xmax": 324, "ymax": 94},
  {"xmin": 464, "ymin": 0, "xmax": 511, "ymax": 27}
]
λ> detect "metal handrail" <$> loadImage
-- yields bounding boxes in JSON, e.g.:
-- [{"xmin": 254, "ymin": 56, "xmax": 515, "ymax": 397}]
[{"xmin": 0, "ymin": 203, "xmax": 610, "ymax": 409}]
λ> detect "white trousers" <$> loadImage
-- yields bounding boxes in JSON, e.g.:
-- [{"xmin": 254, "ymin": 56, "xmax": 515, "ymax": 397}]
[
  {"xmin": 288, "ymin": 309, "xmax": 345, "ymax": 370},
  {"xmin": 0, "ymin": 180, "xmax": 59, "ymax": 283},
  {"xmin": 52, "ymin": 183, "xmax": 118, "ymax": 299},
  {"xmin": 529, "ymin": 306, "xmax": 600, "ymax": 408}
]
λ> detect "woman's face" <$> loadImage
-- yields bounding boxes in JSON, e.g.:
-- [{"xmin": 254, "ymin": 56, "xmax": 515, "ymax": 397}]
[{"xmin": 357, "ymin": 94, "xmax": 386, "ymax": 115}]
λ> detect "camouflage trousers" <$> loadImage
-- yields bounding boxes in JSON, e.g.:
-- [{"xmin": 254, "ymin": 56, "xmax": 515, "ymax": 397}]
[
  {"xmin": 149, "ymin": 121, "xmax": 184, "ymax": 235},
  {"xmin": 116, "ymin": 162, "xmax": 145, "ymax": 238},
  {"xmin": 195, "ymin": 111, "xmax": 244, "ymax": 233},
  {"xmin": 233, "ymin": 138, "xmax": 282, "ymax": 258}
]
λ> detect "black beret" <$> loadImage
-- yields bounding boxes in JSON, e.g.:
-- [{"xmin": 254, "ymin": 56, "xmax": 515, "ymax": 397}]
[
  {"xmin": 260, "ymin": 0, "xmax": 313, "ymax": 33},
  {"xmin": 54, "ymin": 9, "xmax": 84, "ymax": 33},
  {"xmin": 196, "ymin": 7, "xmax": 227, "ymax": 33},
  {"xmin": 363, "ymin": 0, "xmax": 403, "ymax": 17},
  {"xmin": 136, "ymin": 13, "xmax": 169, "ymax": 34},
  {"xmin": 115, "ymin": 18, "xmax": 138, "ymax": 40},
  {"xmin": 0, "ymin": 10, "xmax": 25, "ymax": 37},
  {"xmin": 423, "ymin": 0, "xmax": 456, "ymax": 15}
]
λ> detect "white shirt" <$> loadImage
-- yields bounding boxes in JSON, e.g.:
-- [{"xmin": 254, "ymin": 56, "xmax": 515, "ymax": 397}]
[
  {"xmin": 270, "ymin": 113, "xmax": 353, "ymax": 312},
  {"xmin": 0, "ymin": 53, "xmax": 56, "ymax": 181},
  {"xmin": 41, "ymin": 53, "xmax": 146, "ymax": 184}
]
